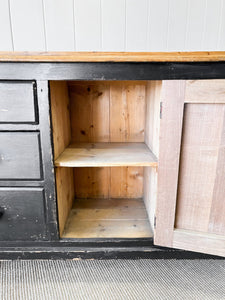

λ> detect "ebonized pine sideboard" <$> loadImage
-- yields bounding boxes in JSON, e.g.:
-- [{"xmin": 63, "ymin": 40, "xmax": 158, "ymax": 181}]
[{"xmin": 0, "ymin": 52, "xmax": 225, "ymax": 259}]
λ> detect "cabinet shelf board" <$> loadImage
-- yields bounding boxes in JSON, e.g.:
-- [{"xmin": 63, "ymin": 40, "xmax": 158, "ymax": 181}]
[{"xmin": 55, "ymin": 142, "xmax": 158, "ymax": 167}]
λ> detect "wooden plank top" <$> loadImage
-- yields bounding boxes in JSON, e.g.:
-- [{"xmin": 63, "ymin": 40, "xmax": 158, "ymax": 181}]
[{"xmin": 0, "ymin": 51, "xmax": 225, "ymax": 62}]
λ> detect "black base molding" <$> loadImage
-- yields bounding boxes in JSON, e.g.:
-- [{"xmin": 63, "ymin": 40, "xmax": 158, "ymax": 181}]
[{"xmin": 0, "ymin": 238, "xmax": 221, "ymax": 260}]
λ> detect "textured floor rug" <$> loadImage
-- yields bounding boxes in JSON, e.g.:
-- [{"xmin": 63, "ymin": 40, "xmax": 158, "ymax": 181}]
[{"xmin": 0, "ymin": 259, "xmax": 225, "ymax": 299}]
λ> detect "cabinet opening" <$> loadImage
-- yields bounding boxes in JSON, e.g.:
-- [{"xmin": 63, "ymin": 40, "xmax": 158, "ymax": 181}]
[{"xmin": 50, "ymin": 80, "xmax": 161, "ymax": 239}]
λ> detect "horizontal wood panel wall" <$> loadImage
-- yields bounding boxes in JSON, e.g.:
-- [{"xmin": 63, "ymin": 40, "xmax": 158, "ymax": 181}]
[{"xmin": 1, "ymin": 0, "xmax": 225, "ymax": 52}]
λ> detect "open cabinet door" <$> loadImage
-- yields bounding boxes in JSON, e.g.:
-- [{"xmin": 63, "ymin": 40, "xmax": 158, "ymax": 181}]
[{"xmin": 154, "ymin": 80, "xmax": 225, "ymax": 257}]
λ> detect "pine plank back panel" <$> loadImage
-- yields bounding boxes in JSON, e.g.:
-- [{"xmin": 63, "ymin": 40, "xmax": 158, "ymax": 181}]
[{"xmin": 68, "ymin": 81, "xmax": 147, "ymax": 199}]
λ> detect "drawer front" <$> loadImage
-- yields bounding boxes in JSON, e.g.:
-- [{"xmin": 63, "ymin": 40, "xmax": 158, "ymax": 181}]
[
  {"xmin": 0, "ymin": 188, "xmax": 46, "ymax": 240},
  {"xmin": 0, "ymin": 132, "xmax": 42, "ymax": 180},
  {"xmin": 0, "ymin": 81, "xmax": 37, "ymax": 123}
]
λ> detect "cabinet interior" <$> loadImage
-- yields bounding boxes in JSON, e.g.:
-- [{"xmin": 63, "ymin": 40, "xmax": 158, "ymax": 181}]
[{"xmin": 50, "ymin": 80, "xmax": 161, "ymax": 238}]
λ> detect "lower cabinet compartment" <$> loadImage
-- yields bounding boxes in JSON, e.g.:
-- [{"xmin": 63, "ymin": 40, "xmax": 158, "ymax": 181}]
[
  {"xmin": 50, "ymin": 80, "xmax": 160, "ymax": 239},
  {"xmin": 56, "ymin": 167, "xmax": 155, "ymax": 239},
  {"xmin": 0, "ymin": 187, "xmax": 47, "ymax": 241}
]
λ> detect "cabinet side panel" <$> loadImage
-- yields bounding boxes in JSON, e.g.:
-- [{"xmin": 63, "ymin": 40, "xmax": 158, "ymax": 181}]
[
  {"xmin": 49, "ymin": 81, "xmax": 73, "ymax": 236},
  {"xmin": 50, "ymin": 81, "xmax": 71, "ymax": 158},
  {"xmin": 56, "ymin": 167, "xmax": 74, "ymax": 236},
  {"xmin": 144, "ymin": 81, "xmax": 161, "ymax": 229}
]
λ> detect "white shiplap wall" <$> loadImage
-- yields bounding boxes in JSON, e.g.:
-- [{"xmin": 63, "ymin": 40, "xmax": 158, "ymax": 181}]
[{"xmin": 1, "ymin": 0, "xmax": 225, "ymax": 52}]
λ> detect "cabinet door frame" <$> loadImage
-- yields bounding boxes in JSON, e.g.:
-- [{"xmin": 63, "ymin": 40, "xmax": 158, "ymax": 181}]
[{"xmin": 154, "ymin": 79, "xmax": 225, "ymax": 257}]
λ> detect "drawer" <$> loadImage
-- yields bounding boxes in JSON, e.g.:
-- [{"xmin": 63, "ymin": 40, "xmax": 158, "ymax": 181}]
[
  {"xmin": 0, "ymin": 187, "xmax": 46, "ymax": 240},
  {"xmin": 0, "ymin": 132, "xmax": 42, "ymax": 180},
  {"xmin": 0, "ymin": 81, "xmax": 37, "ymax": 123}
]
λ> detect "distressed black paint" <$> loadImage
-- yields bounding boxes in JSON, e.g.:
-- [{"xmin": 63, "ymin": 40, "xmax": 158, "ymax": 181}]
[
  {"xmin": 0, "ymin": 62, "xmax": 224, "ymax": 259},
  {"xmin": 0, "ymin": 62, "xmax": 225, "ymax": 80},
  {"xmin": 0, "ymin": 187, "xmax": 47, "ymax": 240}
]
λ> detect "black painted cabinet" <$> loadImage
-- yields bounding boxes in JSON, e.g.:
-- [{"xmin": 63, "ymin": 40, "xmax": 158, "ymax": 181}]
[
  {"xmin": 0, "ymin": 188, "xmax": 47, "ymax": 240},
  {"xmin": 0, "ymin": 80, "xmax": 58, "ymax": 242},
  {"xmin": 0, "ymin": 81, "xmax": 37, "ymax": 123},
  {"xmin": 0, "ymin": 61, "xmax": 224, "ymax": 259},
  {"xmin": 0, "ymin": 132, "xmax": 42, "ymax": 180}
]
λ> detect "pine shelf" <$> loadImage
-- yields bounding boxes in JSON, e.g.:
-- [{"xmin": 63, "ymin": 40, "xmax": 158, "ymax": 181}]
[{"xmin": 55, "ymin": 142, "xmax": 158, "ymax": 167}]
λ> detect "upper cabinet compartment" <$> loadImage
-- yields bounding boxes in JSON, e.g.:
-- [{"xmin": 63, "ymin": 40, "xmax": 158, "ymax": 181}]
[
  {"xmin": 0, "ymin": 81, "xmax": 37, "ymax": 124},
  {"xmin": 51, "ymin": 81, "xmax": 159, "ymax": 168}
]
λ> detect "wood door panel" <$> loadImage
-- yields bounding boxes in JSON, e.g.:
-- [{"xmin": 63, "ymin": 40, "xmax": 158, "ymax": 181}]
[
  {"xmin": 154, "ymin": 80, "xmax": 185, "ymax": 247},
  {"xmin": 175, "ymin": 103, "xmax": 225, "ymax": 232},
  {"xmin": 154, "ymin": 79, "xmax": 225, "ymax": 256},
  {"xmin": 208, "ymin": 112, "xmax": 225, "ymax": 235}
]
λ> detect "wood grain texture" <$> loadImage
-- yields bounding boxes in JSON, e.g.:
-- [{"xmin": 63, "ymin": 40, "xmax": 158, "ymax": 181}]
[
  {"xmin": 109, "ymin": 82, "xmax": 146, "ymax": 142},
  {"xmin": 173, "ymin": 229, "xmax": 225, "ymax": 257},
  {"xmin": 185, "ymin": 80, "xmax": 225, "ymax": 103},
  {"xmin": 154, "ymin": 80, "xmax": 186, "ymax": 247},
  {"xmin": 56, "ymin": 167, "xmax": 74, "ymax": 236},
  {"xmin": 50, "ymin": 81, "xmax": 71, "ymax": 159},
  {"xmin": 154, "ymin": 79, "xmax": 225, "ymax": 257},
  {"xmin": 110, "ymin": 167, "xmax": 144, "ymax": 199},
  {"xmin": 68, "ymin": 81, "xmax": 148, "ymax": 199},
  {"xmin": 144, "ymin": 81, "xmax": 161, "ymax": 229},
  {"xmin": 145, "ymin": 81, "xmax": 161, "ymax": 155},
  {"xmin": 175, "ymin": 104, "xmax": 225, "ymax": 232},
  {"xmin": 74, "ymin": 167, "xmax": 143, "ymax": 199},
  {"xmin": 74, "ymin": 167, "xmax": 110, "ymax": 199},
  {"xmin": 50, "ymin": 81, "xmax": 73, "ymax": 235},
  {"xmin": 55, "ymin": 142, "xmax": 157, "ymax": 167},
  {"xmin": 0, "ymin": 52, "xmax": 225, "ymax": 62},
  {"xmin": 69, "ymin": 81, "xmax": 110, "ymax": 142},
  {"xmin": 62, "ymin": 198, "xmax": 153, "ymax": 238},
  {"xmin": 208, "ymin": 107, "xmax": 225, "ymax": 235}
]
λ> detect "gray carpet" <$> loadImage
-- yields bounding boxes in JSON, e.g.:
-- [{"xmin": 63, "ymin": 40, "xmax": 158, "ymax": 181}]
[{"xmin": 0, "ymin": 259, "xmax": 225, "ymax": 300}]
